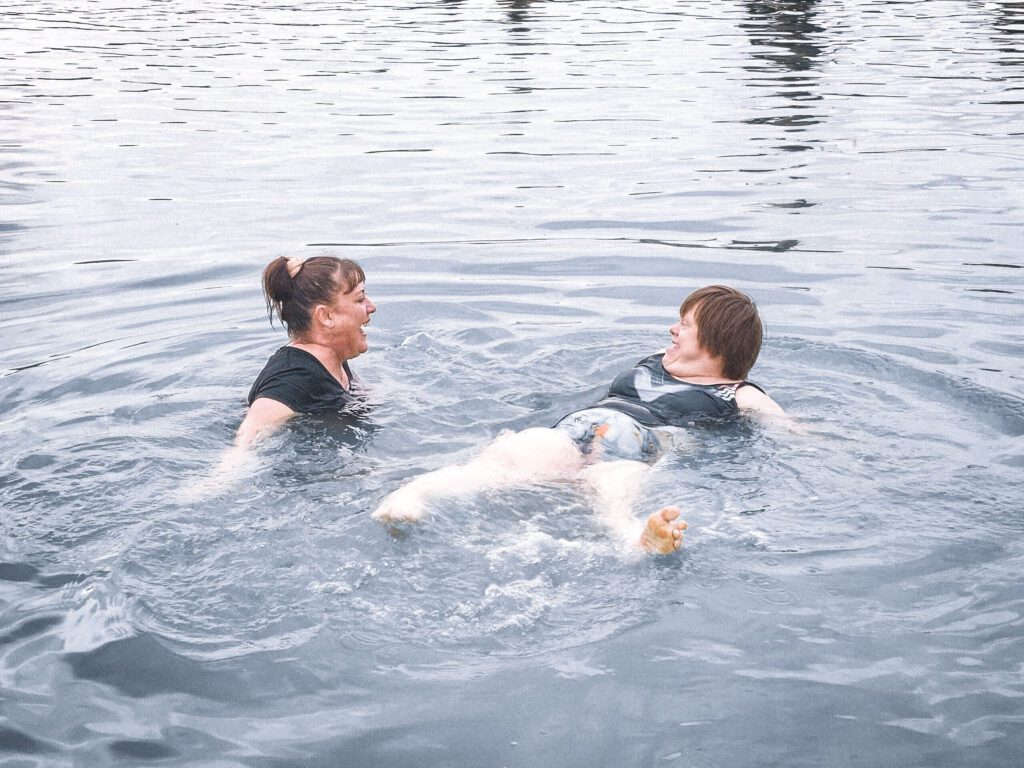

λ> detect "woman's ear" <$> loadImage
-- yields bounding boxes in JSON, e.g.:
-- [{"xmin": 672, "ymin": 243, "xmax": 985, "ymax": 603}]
[{"xmin": 313, "ymin": 303, "xmax": 333, "ymax": 328}]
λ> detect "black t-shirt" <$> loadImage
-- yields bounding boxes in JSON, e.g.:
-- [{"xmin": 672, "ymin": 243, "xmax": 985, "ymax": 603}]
[{"xmin": 247, "ymin": 346, "xmax": 364, "ymax": 414}]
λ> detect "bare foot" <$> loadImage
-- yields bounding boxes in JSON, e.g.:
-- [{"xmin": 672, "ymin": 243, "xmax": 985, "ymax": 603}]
[
  {"xmin": 638, "ymin": 506, "xmax": 687, "ymax": 554},
  {"xmin": 371, "ymin": 488, "xmax": 427, "ymax": 523}
]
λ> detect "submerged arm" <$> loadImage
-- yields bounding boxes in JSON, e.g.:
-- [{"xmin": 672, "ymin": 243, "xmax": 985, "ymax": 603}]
[
  {"xmin": 735, "ymin": 384, "xmax": 809, "ymax": 436},
  {"xmin": 179, "ymin": 398, "xmax": 294, "ymax": 502},
  {"xmin": 175, "ymin": 403, "xmax": 284, "ymax": 501},
  {"xmin": 235, "ymin": 397, "xmax": 296, "ymax": 447}
]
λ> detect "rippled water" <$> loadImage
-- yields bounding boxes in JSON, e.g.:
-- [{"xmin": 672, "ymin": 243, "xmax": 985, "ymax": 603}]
[{"xmin": 1, "ymin": 1, "xmax": 1023, "ymax": 766}]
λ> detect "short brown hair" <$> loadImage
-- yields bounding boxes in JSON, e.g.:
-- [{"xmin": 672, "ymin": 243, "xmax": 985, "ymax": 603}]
[
  {"xmin": 680, "ymin": 285, "xmax": 763, "ymax": 380},
  {"xmin": 262, "ymin": 255, "xmax": 366, "ymax": 337}
]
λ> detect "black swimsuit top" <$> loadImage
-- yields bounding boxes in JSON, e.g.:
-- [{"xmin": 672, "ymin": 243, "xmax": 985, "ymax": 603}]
[{"xmin": 592, "ymin": 353, "xmax": 764, "ymax": 428}]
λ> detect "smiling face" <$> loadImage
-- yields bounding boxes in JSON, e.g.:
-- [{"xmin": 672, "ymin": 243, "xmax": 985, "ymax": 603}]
[
  {"xmin": 664, "ymin": 307, "xmax": 716, "ymax": 373},
  {"xmin": 667, "ymin": 286, "xmax": 764, "ymax": 381},
  {"xmin": 324, "ymin": 281, "xmax": 376, "ymax": 360}
]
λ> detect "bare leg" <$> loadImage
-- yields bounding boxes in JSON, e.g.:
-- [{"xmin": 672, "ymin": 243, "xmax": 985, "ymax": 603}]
[
  {"xmin": 371, "ymin": 428, "xmax": 585, "ymax": 523},
  {"xmin": 582, "ymin": 460, "xmax": 650, "ymax": 546},
  {"xmin": 373, "ymin": 426, "xmax": 688, "ymax": 553},
  {"xmin": 583, "ymin": 461, "xmax": 687, "ymax": 554}
]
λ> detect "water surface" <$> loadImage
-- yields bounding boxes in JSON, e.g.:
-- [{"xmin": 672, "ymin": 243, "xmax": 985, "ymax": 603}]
[{"xmin": 1, "ymin": 1, "xmax": 1022, "ymax": 766}]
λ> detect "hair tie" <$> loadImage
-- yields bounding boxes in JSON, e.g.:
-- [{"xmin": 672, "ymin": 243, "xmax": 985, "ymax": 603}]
[{"xmin": 286, "ymin": 257, "xmax": 305, "ymax": 279}]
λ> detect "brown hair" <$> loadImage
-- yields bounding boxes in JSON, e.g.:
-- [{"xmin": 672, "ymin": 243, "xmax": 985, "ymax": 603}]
[
  {"xmin": 680, "ymin": 285, "xmax": 763, "ymax": 380},
  {"xmin": 262, "ymin": 255, "xmax": 366, "ymax": 337}
]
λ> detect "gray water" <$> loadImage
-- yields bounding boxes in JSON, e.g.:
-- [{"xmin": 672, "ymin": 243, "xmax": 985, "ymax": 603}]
[{"xmin": 1, "ymin": 1, "xmax": 1023, "ymax": 766}]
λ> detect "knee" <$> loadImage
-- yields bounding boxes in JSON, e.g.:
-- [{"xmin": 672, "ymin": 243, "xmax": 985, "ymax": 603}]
[{"xmin": 487, "ymin": 428, "xmax": 583, "ymax": 476}]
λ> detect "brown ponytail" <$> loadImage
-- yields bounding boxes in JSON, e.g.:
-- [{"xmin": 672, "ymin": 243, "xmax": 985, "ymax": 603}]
[{"xmin": 262, "ymin": 255, "xmax": 366, "ymax": 337}]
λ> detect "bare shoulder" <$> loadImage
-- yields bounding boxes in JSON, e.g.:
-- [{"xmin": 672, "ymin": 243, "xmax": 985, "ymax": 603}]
[
  {"xmin": 734, "ymin": 383, "xmax": 809, "ymax": 434},
  {"xmin": 735, "ymin": 383, "xmax": 786, "ymax": 417}
]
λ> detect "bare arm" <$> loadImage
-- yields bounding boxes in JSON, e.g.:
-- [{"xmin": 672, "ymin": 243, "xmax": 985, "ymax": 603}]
[
  {"xmin": 735, "ymin": 384, "xmax": 811, "ymax": 436},
  {"xmin": 178, "ymin": 398, "xmax": 294, "ymax": 501},
  {"xmin": 176, "ymin": 400, "xmax": 286, "ymax": 500},
  {"xmin": 235, "ymin": 397, "xmax": 296, "ymax": 446},
  {"xmin": 735, "ymin": 384, "xmax": 786, "ymax": 417}
]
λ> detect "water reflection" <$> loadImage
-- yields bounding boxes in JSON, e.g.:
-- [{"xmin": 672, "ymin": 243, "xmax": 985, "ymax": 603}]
[
  {"xmin": 501, "ymin": 0, "xmax": 542, "ymax": 32},
  {"xmin": 742, "ymin": 0, "xmax": 825, "ymax": 72},
  {"xmin": 739, "ymin": 0, "xmax": 826, "ymax": 148},
  {"xmin": 991, "ymin": 0, "xmax": 1024, "ymax": 66}
]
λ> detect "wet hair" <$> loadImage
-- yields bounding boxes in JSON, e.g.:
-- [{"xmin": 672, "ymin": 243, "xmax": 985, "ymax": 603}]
[
  {"xmin": 262, "ymin": 255, "xmax": 366, "ymax": 337},
  {"xmin": 680, "ymin": 285, "xmax": 763, "ymax": 380}
]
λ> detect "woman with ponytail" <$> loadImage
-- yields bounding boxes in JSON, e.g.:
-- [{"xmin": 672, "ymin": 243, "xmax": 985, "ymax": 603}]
[{"xmin": 236, "ymin": 255, "xmax": 376, "ymax": 445}]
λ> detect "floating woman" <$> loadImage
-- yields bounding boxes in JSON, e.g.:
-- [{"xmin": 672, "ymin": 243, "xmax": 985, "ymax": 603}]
[{"xmin": 372, "ymin": 285, "xmax": 786, "ymax": 554}]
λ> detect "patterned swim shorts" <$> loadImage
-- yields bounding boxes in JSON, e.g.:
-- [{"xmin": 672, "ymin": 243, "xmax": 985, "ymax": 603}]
[{"xmin": 554, "ymin": 407, "xmax": 667, "ymax": 462}]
